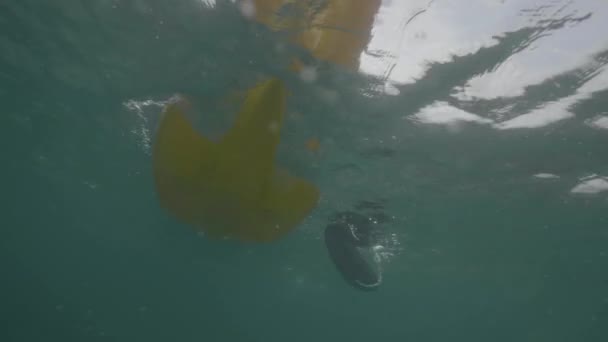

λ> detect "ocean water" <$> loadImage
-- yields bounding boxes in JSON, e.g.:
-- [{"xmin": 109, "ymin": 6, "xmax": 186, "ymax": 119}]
[{"xmin": 2, "ymin": 0, "xmax": 608, "ymax": 341}]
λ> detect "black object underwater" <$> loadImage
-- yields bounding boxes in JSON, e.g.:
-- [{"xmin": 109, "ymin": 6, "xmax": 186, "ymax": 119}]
[{"xmin": 324, "ymin": 211, "xmax": 382, "ymax": 291}]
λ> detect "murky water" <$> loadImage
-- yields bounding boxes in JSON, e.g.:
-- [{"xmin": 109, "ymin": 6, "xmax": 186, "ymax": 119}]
[{"xmin": 2, "ymin": 1, "xmax": 607, "ymax": 341}]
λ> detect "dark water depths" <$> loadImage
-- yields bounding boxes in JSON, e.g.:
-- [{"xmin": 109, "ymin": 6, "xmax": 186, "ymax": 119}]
[{"xmin": 2, "ymin": 0, "xmax": 608, "ymax": 341}]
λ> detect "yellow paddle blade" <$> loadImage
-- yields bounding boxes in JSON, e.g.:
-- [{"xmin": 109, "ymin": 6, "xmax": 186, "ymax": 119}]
[
  {"xmin": 152, "ymin": 99, "xmax": 219, "ymax": 225},
  {"xmin": 217, "ymin": 78, "xmax": 287, "ymax": 193},
  {"xmin": 153, "ymin": 100, "xmax": 217, "ymax": 182},
  {"xmin": 226, "ymin": 168, "xmax": 320, "ymax": 242},
  {"xmin": 220, "ymin": 78, "xmax": 286, "ymax": 153},
  {"xmin": 252, "ymin": 0, "xmax": 382, "ymax": 69},
  {"xmin": 152, "ymin": 78, "xmax": 319, "ymax": 242},
  {"xmin": 299, "ymin": 0, "xmax": 381, "ymax": 69}
]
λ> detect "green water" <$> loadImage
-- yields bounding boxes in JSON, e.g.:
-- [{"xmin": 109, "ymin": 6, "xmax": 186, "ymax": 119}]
[{"xmin": 2, "ymin": 0, "xmax": 608, "ymax": 341}]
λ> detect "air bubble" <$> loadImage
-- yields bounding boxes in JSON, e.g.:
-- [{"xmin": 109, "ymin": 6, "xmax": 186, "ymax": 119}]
[
  {"xmin": 299, "ymin": 66, "xmax": 318, "ymax": 83},
  {"xmin": 239, "ymin": 0, "xmax": 256, "ymax": 18}
]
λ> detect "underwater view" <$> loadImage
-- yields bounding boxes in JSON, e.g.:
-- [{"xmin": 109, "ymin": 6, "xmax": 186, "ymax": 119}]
[{"xmin": 2, "ymin": 0, "xmax": 608, "ymax": 341}]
